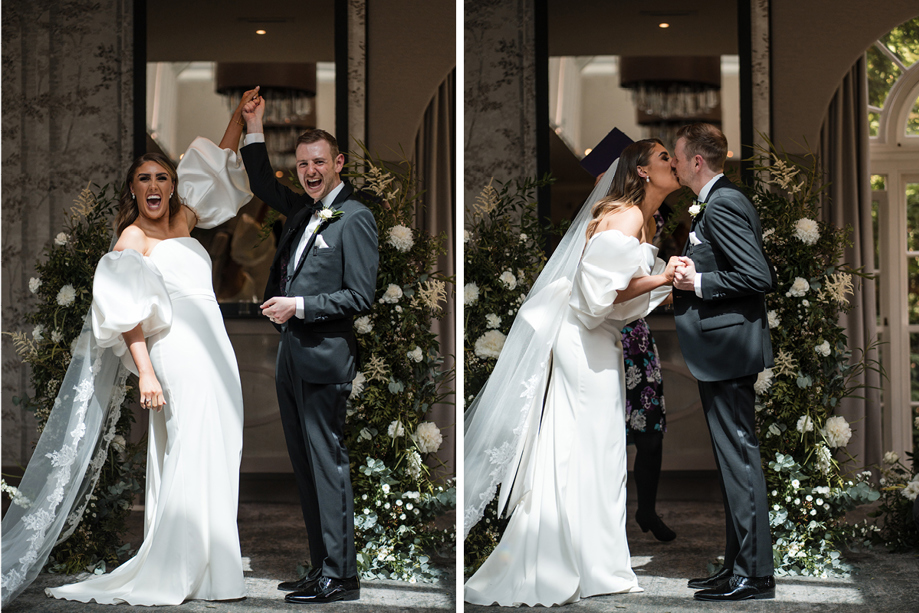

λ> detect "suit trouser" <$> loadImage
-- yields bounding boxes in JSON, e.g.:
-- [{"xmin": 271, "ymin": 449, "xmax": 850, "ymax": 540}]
[
  {"xmin": 276, "ymin": 333, "xmax": 357, "ymax": 579},
  {"xmin": 698, "ymin": 374, "xmax": 773, "ymax": 578}
]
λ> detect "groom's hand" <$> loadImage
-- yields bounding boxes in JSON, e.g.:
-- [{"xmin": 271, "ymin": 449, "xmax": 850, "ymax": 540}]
[
  {"xmin": 261, "ymin": 296, "xmax": 296, "ymax": 324},
  {"xmin": 673, "ymin": 256, "xmax": 696, "ymax": 291}
]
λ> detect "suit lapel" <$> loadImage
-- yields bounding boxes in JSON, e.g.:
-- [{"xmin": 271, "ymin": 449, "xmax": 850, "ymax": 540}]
[{"xmin": 288, "ymin": 182, "xmax": 354, "ymax": 284}]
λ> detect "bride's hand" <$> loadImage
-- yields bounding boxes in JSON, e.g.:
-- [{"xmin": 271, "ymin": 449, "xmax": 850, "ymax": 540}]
[
  {"xmin": 138, "ymin": 372, "xmax": 165, "ymax": 412},
  {"xmin": 664, "ymin": 256, "xmax": 681, "ymax": 283},
  {"xmin": 236, "ymin": 86, "xmax": 261, "ymax": 114}
]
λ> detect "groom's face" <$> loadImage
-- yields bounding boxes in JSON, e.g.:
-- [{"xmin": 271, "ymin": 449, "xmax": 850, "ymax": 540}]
[
  {"xmin": 296, "ymin": 140, "xmax": 345, "ymax": 203},
  {"xmin": 671, "ymin": 138, "xmax": 693, "ymax": 188}
]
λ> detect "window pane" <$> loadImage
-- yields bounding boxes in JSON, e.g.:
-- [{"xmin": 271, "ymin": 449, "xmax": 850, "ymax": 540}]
[
  {"xmin": 907, "ymin": 183, "xmax": 919, "ymax": 252},
  {"xmin": 910, "ymin": 333, "xmax": 919, "ymax": 401},
  {"xmin": 867, "ymin": 45, "xmax": 902, "ymax": 109},
  {"xmin": 869, "ymin": 110, "xmax": 881, "ymax": 137},
  {"xmin": 880, "ymin": 17, "xmax": 919, "ymax": 67},
  {"xmin": 907, "ymin": 95, "xmax": 919, "ymax": 136},
  {"xmin": 871, "ymin": 174, "xmax": 887, "ymax": 191}
]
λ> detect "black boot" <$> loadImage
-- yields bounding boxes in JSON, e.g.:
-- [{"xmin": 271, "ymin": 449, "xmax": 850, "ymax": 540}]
[{"xmin": 633, "ymin": 431, "xmax": 676, "ymax": 541}]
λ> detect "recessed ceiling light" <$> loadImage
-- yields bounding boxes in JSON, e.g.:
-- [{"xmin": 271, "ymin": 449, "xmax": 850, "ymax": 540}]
[
  {"xmin": 584, "ymin": 148, "xmax": 593, "ymax": 156},
  {"xmin": 659, "ymin": 23, "xmax": 670, "ymax": 29},
  {"xmin": 256, "ymin": 29, "xmax": 267, "ymax": 35}
]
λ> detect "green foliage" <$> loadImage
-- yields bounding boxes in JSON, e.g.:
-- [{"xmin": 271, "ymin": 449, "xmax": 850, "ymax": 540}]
[
  {"xmin": 5, "ymin": 183, "xmax": 145, "ymax": 574},
  {"xmin": 343, "ymin": 145, "xmax": 456, "ymax": 582},
  {"xmin": 462, "ymin": 174, "xmax": 560, "ymax": 574},
  {"xmin": 869, "ymin": 452, "xmax": 919, "ymax": 552},
  {"xmin": 749, "ymin": 140, "xmax": 883, "ymax": 575}
]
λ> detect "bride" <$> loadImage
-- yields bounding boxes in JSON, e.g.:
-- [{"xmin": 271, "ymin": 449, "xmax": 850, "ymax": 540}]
[
  {"xmin": 1, "ymin": 89, "xmax": 260, "ymax": 606},
  {"xmin": 464, "ymin": 139, "xmax": 681, "ymax": 606}
]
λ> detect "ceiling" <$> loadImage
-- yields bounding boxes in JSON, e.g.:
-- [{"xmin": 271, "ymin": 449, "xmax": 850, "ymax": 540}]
[
  {"xmin": 146, "ymin": 0, "xmax": 336, "ymax": 62},
  {"xmin": 548, "ymin": 0, "xmax": 738, "ymax": 57}
]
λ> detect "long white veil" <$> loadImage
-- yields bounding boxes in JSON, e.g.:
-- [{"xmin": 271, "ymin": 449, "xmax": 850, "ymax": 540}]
[
  {"xmin": 1, "ymin": 310, "xmax": 129, "ymax": 605},
  {"xmin": 463, "ymin": 158, "xmax": 619, "ymax": 538}
]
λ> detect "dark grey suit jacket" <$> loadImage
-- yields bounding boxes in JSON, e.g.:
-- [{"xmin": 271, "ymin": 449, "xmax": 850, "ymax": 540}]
[
  {"xmin": 241, "ymin": 142, "xmax": 379, "ymax": 384},
  {"xmin": 673, "ymin": 176, "xmax": 775, "ymax": 382}
]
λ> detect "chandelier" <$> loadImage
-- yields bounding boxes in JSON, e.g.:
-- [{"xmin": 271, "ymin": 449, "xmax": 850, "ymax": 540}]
[
  {"xmin": 216, "ymin": 63, "xmax": 317, "ymax": 169},
  {"xmin": 619, "ymin": 56, "xmax": 721, "ymax": 119}
]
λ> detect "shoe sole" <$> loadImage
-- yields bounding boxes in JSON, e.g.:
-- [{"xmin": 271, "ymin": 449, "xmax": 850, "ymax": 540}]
[
  {"xmin": 285, "ymin": 591, "xmax": 360, "ymax": 604},
  {"xmin": 694, "ymin": 591, "xmax": 775, "ymax": 601}
]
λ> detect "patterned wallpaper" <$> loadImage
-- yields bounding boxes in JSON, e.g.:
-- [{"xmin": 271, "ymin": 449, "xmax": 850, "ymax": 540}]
[
  {"xmin": 1, "ymin": 0, "xmax": 135, "ymax": 465},
  {"xmin": 464, "ymin": 0, "xmax": 539, "ymax": 213}
]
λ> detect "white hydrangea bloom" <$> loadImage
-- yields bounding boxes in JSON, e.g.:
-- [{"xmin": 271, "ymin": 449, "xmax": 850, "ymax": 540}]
[
  {"xmin": 788, "ymin": 277, "xmax": 809, "ymax": 297},
  {"xmin": 56, "ymin": 284, "xmax": 77, "ymax": 306},
  {"xmin": 823, "ymin": 415, "xmax": 852, "ymax": 448},
  {"xmin": 499, "ymin": 270, "xmax": 517, "ymax": 290},
  {"xmin": 55, "ymin": 232, "xmax": 70, "ymax": 246},
  {"xmin": 382, "ymin": 284, "xmax": 403, "ymax": 304},
  {"xmin": 464, "ymin": 229, "xmax": 471, "ymax": 243},
  {"xmin": 794, "ymin": 218, "xmax": 820, "ymax": 245},
  {"xmin": 387, "ymin": 224, "xmax": 414, "ymax": 252},
  {"xmin": 902, "ymin": 479, "xmax": 919, "ymax": 501},
  {"xmin": 474, "ymin": 330, "xmax": 506, "ymax": 359},
  {"xmin": 762, "ymin": 228, "xmax": 775, "ymax": 242},
  {"xmin": 414, "ymin": 421, "xmax": 443, "ymax": 454},
  {"xmin": 767, "ymin": 310, "xmax": 780, "ymax": 329},
  {"xmin": 464, "ymin": 282, "xmax": 480, "ymax": 306},
  {"xmin": 32, "ymin": 325, "xmax": 45, "ymax": 341},
  {"xmin": 519, "ymin": 233, "xmax": 528, "ymax": 243},
  {"xmin": 754, "ymin": 368, "xmax": 773, "ymax": 395},
  {"xmin": 796, "ymin": 415, "xmax": 815, "ymax": 433},
  {"xmin": 485, "ymin": 313, "xmax": 502, "ymax": 329},
  {"xmin": 407, "ymin": 346, "xmax": 423, "ymax": 363},
  {"xmin": 815, "ymin": 340, "xmax": 831, "ymax": 357},
  {"xmin": 388, "ymin": 420, "xmax": 405, "ymax": 438},
  {"xmin": 29, "ymin": 277, "xmax": 42, "ymax": 293},
  {"xmin": 355, "ymin": 315, "xmax": 373, "ymax": 334}
]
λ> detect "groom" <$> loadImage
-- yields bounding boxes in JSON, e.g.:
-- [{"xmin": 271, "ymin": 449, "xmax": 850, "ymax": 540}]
[
  {"xmin": 670, "ymin": 123, "xmax": 776, "ymax": 601},
  {"xmin": 241, "ymin": 97, "xmax": 379, "ymax": 604}
]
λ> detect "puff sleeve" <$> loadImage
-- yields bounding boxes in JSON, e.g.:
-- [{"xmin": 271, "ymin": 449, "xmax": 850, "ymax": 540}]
[
  {"xmin": 569, "ymin": 230, "xmax": 668, "ymax": 329},
  {"xmin": 176, "ymin": 137, "xmax": 253, "ymax": 229},
  {"xmin": 91, "ymin": 249, "xmax": 172, "ymax": 374}
]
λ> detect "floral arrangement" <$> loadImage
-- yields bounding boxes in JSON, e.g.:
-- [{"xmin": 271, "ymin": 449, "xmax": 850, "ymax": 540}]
[
  {"xmin": 748, "ymin": 142, "xmax": 882, "ymax": 575},
  {"xmin": 4, "ymin": 184, "xmax": 145, "ymax": 574},
  {"xmin": 462, "ymin": 174, "xmax": 558, "ymax": 573},
  {"xmin": 869, "ymin": 449, "xmax": 919, "ymax": 551},
  {"xmin": 342, "ymin": 145, "xmax": 456, "ymax": 582}
]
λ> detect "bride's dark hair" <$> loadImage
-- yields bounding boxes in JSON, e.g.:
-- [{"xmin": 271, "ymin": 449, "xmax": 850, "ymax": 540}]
[
  {"xmin": 114, "ymin": 153, "xmax": 183, "ymax": 236},
  {"xmin": 586, "ymin": 138, "xmax": 663, "ymax": 239}
]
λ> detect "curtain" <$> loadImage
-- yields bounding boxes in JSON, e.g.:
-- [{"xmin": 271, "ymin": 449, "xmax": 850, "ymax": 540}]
[
  {"xmin": 413, "ymin": 69, "xmax": 456, "ymax": 479},
  {"xmin": 818, "ymin": 55, "xmax": 883, "ymax": 470}
]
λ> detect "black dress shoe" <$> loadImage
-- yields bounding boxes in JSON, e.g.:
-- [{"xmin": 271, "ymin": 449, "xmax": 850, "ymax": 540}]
[
  {"xmin": 278, "ymin": 566, "xmax": 322, "ymax": 592},
  {"xmin": 694, "ymin": 574, "xmax": 775, "ymax": 601},
  {"xmin": 285, "ymin": 576, "xmax": 360, "ymax": 604},
  {"xmin": 687, "ymin": 566, "xmax": 732, "ymax": 590},
  {"xmin": 635, "ymin": 510, "xmax": 676, "ymax": 542}
]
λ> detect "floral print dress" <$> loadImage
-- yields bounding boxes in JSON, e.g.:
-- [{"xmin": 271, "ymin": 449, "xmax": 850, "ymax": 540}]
[{"xmin": 622, "ymin": 317, "xmax": 666, "ymax": 443}]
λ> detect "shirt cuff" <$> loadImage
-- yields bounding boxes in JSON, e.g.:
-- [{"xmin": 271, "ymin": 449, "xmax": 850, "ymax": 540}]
[
  {"xmin": 694, "ymin": 272, "xmax": 704, "ymax": 298},
  {"xmin": 295, "ymin": 296, "xmax": 305, "ymax": 319},
  {"xmin": 244, "ymin": 133, "xmax": 266, "ymax": 146}
]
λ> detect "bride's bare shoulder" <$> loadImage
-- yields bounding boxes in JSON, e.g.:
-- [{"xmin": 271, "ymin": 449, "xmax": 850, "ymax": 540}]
[
  {"xmin": 113, "ymin": 225, "xmax": 147, "ymax": 253},
  {"xmin": 595, "ymin": 205, "xmax": 643, "ymax": 240}
]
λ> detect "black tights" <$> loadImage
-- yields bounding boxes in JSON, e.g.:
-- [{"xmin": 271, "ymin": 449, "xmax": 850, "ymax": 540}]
[{"xmin": 632, "ymin": 430, "xmax": 663, "ymax": 515}]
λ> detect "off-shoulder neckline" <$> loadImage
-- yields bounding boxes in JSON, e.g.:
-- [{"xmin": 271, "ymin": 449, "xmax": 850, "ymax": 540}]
[
  {"xmin": 146, "ymin": 236, "xmax": 196, "ymax": 257},
  {"xmin": 586, "ymin": 228, "xmax": 646, "ymax": 246}
]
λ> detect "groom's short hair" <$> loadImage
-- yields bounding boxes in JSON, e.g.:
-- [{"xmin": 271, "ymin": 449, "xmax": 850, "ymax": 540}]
[
  {"xmin": 296, "ymin": 129, "xmax": 340, "ymax": 160},
  {"xmin": 676, "ymin": 123, "xmax": 727, "ymax": 171}
]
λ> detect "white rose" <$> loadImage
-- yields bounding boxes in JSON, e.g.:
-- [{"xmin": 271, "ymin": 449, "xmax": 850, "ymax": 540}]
[
  {"xmin": 32, "ymin": 325, "xmax": 45, "ymax": 341},
  {"xmin": 387, "ymin": 224, "xmax": 414, "ymax": 252},
  {"xmin": 754, "ymin": 368, "xmax": 773, "ymax": 395},
  {"xmin": 883, "ymin": 451, "xmax": 899, "ymax": 465},
  {"xmin": 350, "ymin": 372, "xmax": 366, "ymax": 399},
  {"xmin": 388, "ymin": 420, "xmax": 405, "ymax": 438},
  {"xmin": 688, "ymin": 204, "xmax": 701, "ymax": 217},
  {"xmin": 56, "ymin": 284, "xmax": 77, "ymax": 306},
  {"xmin": 485, "ymin": 313, "xmax": 502, "ymax": 329},
  {"xmin": 407, "ymin": 346, "xmax": 423, "ymax": 363},
  {"xmin": 474, "ymin": 330, "xmax": 506, "ymax": 360},
  {"xmin": 382, "ymin": 284, "xmax": 403, "ymax": 304},
  {"xmin": 788, "ymin": 277, "xmax": 809, "ymax": 297},
  {"xmin": 794, "ymin": 218, "xmax": 820, "ymax": 246},
  {"xmin": 823, "ymin": 415, "xmax": 852, "ymax": 448},
  {"xmin": 796, "ymin": 415, "xmax": 815, "ymax": 433},
  {"xmin": 463, "ymin": 229, "xmax": 471, "ymax": 243},
  {"xmin": 318, "ymin": 208, "xmax": 333, "ymax": 220},
  {"xmin": 414, "ymin": 421, "xmax": 443, "ymax": 454},
  {"xmin": 499, "ymin": 270, "xmax": 517, "ymax": 290},
  {"xmin": 519, "ymin": 233, "xmax": 528, "ymax": 243},
  {"xmin": 767, "ymin": 310, "xmax": 779, "ymax": 329},
  {"xmin": 55, "ymin": 232, "xmax": 69, "ymax": 246},
  {"xmin": 464, "ymin": 283, "xmax": 480, "ymax": 306},
  {"xmin": 902, "ymin": 480, "xmax": 919, "ymax": 501},
  {"xmin": 815, "ymin": 340, "xmax": 831, "ymax": 357},
  {"xmin": 29, "ymin": 277, "xmax": 42, "ymax": 294},
  {"xmin": 355, "ymin": 315, "xmax": 373, "ymax": 334}
]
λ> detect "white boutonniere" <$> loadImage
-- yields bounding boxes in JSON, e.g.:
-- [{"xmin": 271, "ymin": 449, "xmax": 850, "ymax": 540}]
[
  {"xmin": 689, "ymin": 201, "xmax": 706, "ymax": 218},
  {"xmin": 318, "ymin": 207, "xmax": 342, "ymax": 221}
]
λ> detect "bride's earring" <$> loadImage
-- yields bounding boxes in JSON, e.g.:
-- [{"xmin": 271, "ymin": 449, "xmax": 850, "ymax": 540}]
[
  {"xmin": 131, "ymin": 192, "xmax": 135, "ymax": 200},
  {"xmin": 646, "ymin": 176, "xmax": 650, "ymax": 183}
]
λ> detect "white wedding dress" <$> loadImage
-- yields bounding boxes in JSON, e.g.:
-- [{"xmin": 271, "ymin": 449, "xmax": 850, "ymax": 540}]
[
  {"xmin": 464, "ymin": 229, "xmax": 669, "ymax": 607},
  {"xmin": 46, "ymin": 138, "xmax": 251, "ymax": 605}
]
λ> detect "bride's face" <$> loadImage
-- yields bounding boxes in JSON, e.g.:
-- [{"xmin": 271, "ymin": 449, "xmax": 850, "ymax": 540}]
[
  {"xmin": 131, "ymin": 161, "xmax": 174, "ymax": 222},
  {"xmin": 643, "ymin": 143, "xmax": 681, "ymax": 193}
]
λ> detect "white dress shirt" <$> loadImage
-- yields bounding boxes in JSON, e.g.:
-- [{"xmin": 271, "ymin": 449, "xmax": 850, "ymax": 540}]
[
  {"xmin": 692, "ymin": 173, "xmax": 724, "ymax": 298},
  {"xmin": 244, "ymin": 132, "xmax": 344, "ymax": 318}
]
